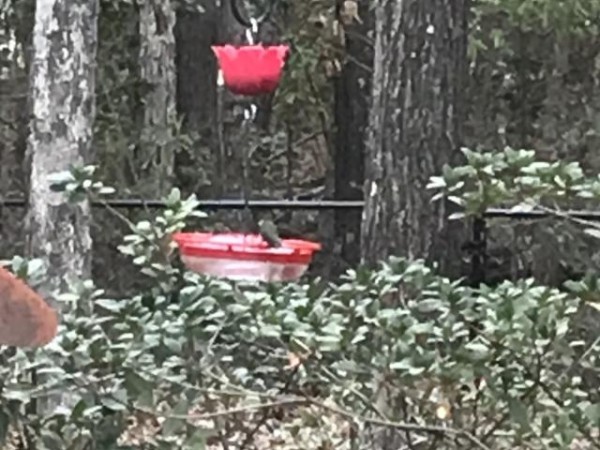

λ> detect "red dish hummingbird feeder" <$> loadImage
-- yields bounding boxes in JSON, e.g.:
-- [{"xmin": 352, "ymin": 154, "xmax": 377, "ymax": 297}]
[
  {"xmin": 178, "ymin": 0, "xmax": 321, "ymax": 282},
  {"xmin": 212, "ymin": 44, "xmax": 290, "ymax": 96},
  {"xmin": 173, "ymin": 233, "xmax": 321, "ymax": 282}
]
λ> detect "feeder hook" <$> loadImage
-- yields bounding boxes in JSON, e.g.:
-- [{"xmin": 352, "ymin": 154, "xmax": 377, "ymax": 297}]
[{"xmin": 230, "ymin": 0, "xmax": 276, "ymax": 28}]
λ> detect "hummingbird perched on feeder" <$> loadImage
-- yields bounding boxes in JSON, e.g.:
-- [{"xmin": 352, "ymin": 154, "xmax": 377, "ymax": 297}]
[{"xmin": 258, "ymin": 218, "xmax": 282, "ymax": 248}]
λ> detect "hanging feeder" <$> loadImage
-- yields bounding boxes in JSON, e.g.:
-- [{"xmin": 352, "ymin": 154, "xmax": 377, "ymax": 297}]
[
  {"xmin": 173, "ymin": 233, "xmax": 321, "ymax": 282},
  {"xmin": 180, "ymin": 0, "xmax": 321, "ymax": 282},
  {"xmin": 212, "ymin": 44, "xmax": 290, "ymax": 96}
]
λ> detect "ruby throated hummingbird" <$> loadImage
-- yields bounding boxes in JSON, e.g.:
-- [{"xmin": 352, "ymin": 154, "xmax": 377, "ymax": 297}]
[{"xmin": 258, "ymin": 219, "xmax": 282, "ymax": 248}]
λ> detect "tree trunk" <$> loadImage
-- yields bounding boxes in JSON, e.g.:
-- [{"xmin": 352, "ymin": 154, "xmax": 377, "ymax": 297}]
[
  {"xmin": 175, "ymin": 2, "xmax": 216, "ymax": 132},
  {"xmin": 138, "ymin": 0, "xmax": 176, "ymax": 195},
  {"xmin": 360, "ymin": 3, "xmax": 468, "ymax": 446},
  {"xmin": 174, "ymin": 0, "xmax": 218, "ymax": 195},
  {"xmin": 333, "ymin": 0, "xmax": 373, "ymax": 274},
  {"xmin": 27, "ymin": 0, "xmax": 98, "ymax": 301},
  {"xmin": 361, "ymin": 0, "xmax": 469, "ymax": 277}
]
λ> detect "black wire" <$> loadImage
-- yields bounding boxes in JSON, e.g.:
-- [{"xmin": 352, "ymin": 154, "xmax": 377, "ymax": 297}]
[
  {"xmin": 0, "ymin": 198, "xmax": 364, "ymax": 210},
  {"xmin": 484, "ymin": 207, "xmax": 600, "ymax": 221},
  {"xmin": 1, "ymin": 197, "xmax": 600, "ymax": 219}
]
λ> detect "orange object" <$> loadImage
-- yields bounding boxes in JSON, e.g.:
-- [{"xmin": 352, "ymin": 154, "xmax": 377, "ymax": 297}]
[{"xmin": 0, "ymin": 266, "xmax": 58, "ymax": 347}]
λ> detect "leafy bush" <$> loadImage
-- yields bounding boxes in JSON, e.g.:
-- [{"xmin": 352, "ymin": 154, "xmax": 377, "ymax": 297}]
[{"xmin": 0, "ymin": 161, "xmax": 599, "ymax": 449}]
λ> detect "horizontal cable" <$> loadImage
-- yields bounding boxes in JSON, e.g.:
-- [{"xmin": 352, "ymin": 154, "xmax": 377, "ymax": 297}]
[
  {"xmin": 484, "ymin": 208, "xmax": 600, "ymax": 221},
  {"xmin": 0, "ymin": 198, "xmax": 364, "ymax": 210},
  {"xmin": 1, "ymin": 198, "xmax": 599, "ymax": 220}
]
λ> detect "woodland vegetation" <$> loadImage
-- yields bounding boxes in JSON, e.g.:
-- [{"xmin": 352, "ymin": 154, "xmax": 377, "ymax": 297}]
[{"xmin": 0, "ymin": 0, "xmax": 599, "ymax": 449}]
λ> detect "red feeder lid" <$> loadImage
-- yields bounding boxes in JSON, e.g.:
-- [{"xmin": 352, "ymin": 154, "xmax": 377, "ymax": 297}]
[{"xmin": 212, "ymin": 45, "xmax": 290, "ymax": 96}]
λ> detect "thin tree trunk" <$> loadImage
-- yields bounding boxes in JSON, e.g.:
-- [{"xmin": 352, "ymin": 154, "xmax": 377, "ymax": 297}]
[
  {"xmin": 361, "ymin": 0, "xmax": 469, "ymax": 278},
  {"xmin": 174, "ymin": 0, "xmax": 218, "ymax": 195},
  {"xmin": 333, "ymin": 0, "xmax": 372, "ymax": 274},
  {"xmin": 27, "ymin": 0, "xmax": 98, "ymax": 301},
  {"xmin": 5, "ymin": 0, "xmax": 35, "ymax": 195},
  {"xmin": 138, "ymin": 0, "xmax": 176, "ymax": 195}
]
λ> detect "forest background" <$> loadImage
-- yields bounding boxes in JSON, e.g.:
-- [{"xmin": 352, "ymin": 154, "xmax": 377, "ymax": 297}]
[{"xmin": 0, "ymin": 0, "xmax": 600, "ymax": 449}]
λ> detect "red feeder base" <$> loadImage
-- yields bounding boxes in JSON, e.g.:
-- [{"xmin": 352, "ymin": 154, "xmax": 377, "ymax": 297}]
[{"xmin": 173, "ymin": 232, "xmax": 321, "ymax": 282}]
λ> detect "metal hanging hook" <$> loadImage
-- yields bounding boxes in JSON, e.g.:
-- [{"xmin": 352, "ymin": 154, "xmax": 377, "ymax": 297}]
[
  {"xmin": 230, "ymin": 0, "xmax": 275, "ymax": 28},
  {"xmin": 244, "ymin": 18, "xmax": 259, "ymax": 44}
]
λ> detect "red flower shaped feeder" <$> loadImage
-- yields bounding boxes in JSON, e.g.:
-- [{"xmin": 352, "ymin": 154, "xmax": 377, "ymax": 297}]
[
  {"xmin": 173, "ymin": 232, "xmax": 321, "ymax": 282},
  {"xmin": 212, "ymin": 44, "xmax": 290, "ymax": 96}
]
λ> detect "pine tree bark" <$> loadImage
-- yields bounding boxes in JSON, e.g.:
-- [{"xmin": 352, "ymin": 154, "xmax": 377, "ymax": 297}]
[
  {"xmin": 361, "ymin": 0, "xmax": 469, "ymax": 277},
  {"xmin": 138, "ymin": 0, "xmax": 177, "ymax": 195},
  {"xmin": 27, "ymin": 0, "xmax": 98, "ymax": 301}
]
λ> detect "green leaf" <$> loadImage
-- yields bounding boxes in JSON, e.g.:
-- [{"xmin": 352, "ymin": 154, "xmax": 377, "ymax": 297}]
[
  {"xmin": 70, "ymin": 399, "xmax": 87, "ymax": 420},
  {"xmin": 47, "ymin": 170, "xmax": 75, "ymax": 187},
  {"xmin": 40, "ymin": 429, "xmax": 64, "ymax": 450},
  {"xmin": 408, "ymin": 366, "xmax": 425, "ymax": 376},
  {"xmin": 183, "ymin": 429, "xmax": 208, "ymax": 450},
  {"xmin": 448, "ymin": 212, "xmax": 466, "ymax": 220},
  {"xmin": 55, "ymin": 292, "xmax": 80, "ymax": 304},
  {"xmin": 125, "ymin": 370, "xmax": 154, "ymax": 408},
  {"xmin": 162, "ymin": 397, "xmax": 189, "ymax": 436},
  {"xmin": 95, "ymin": 299, "xmax": 123, "ymax": 313},
  {"xmin": 165, "ymin": 188, "xmax": 182, "ymax": 206},
  {"xmin": 390, "ymin": 359, "xmax": 412, "ymax": 371},
  {"xmin": 3, "ymin": 388, "xmax": 31, "ymax": 402},
  {"xmin": 465, "ymin": 341, "xmax": 489, "ymax": 360},
  {"xmin": 508, "ymin": 398, "xmax": 529, "ymax": 429},
  {"xmin": 99, "ymin": 186, "xmax": 116, "ymax": 195},
  {"xmin": 101, "ymin": 397, "xmax": 127, "ymax": 412},
  {"xmin": 426, "ymin": 176, "xmax": 446, "ymax": 189},
  {"xmin": 416, "ymin": 299, "xmax": 443, "ymax": 313},
  {"xmin": 584, "ymin": 403, "xmax": 600, "ymax": 425}
]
